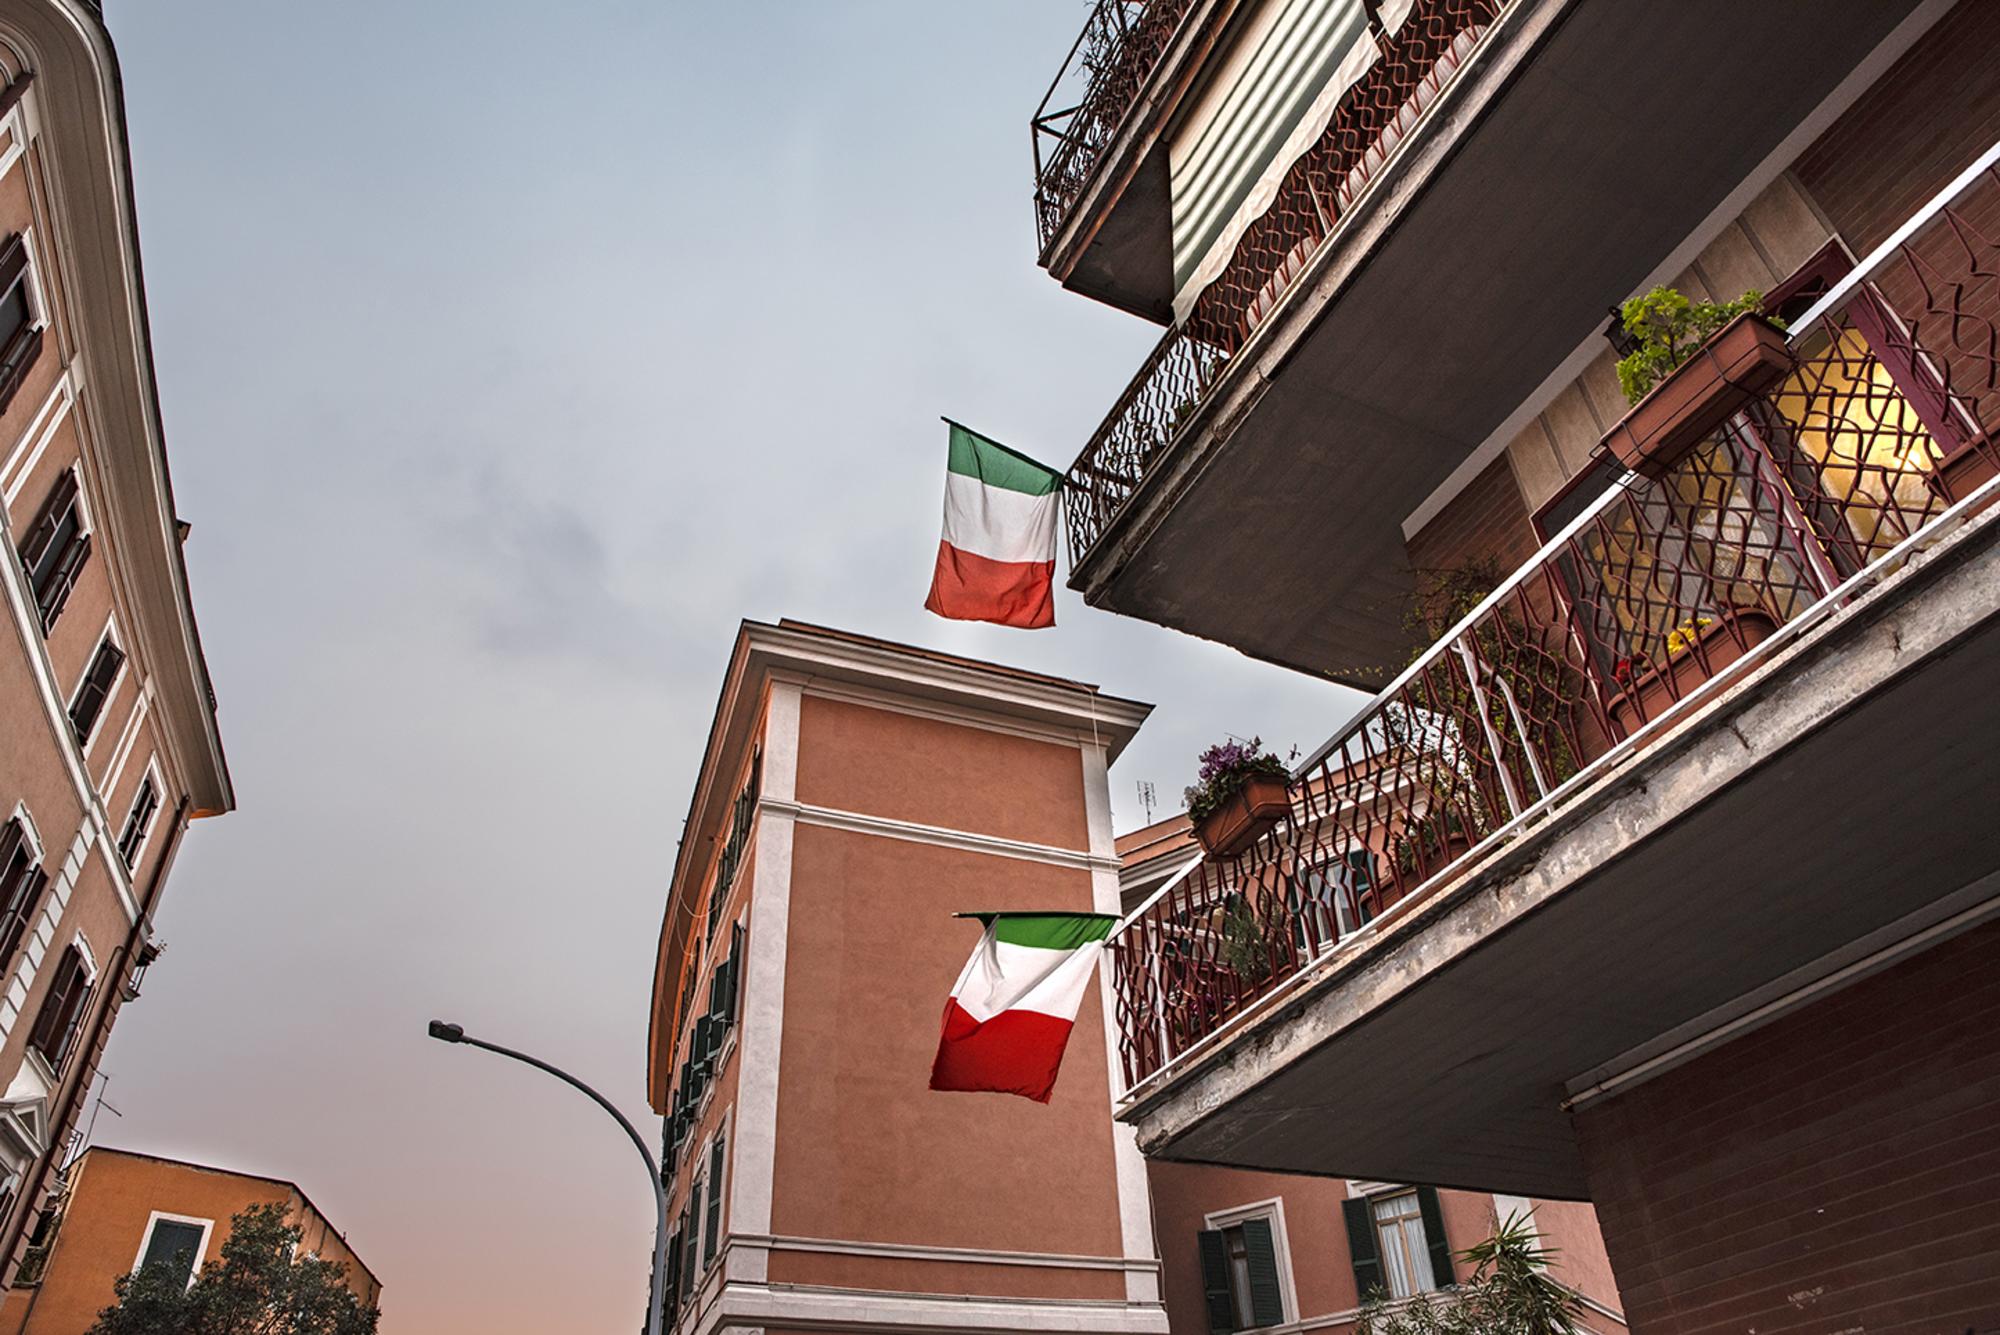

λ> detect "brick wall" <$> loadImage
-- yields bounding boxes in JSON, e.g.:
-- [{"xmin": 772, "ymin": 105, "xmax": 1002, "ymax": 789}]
[
  {"xmin": 1404, "ymin": 455, "xmax": 1540, "ymax": 594},
  {"xmin": 1571, "ymin": 920, "xmax": 2000, "ymax": 1335},
  {"xmin": 1794, "ymin": 0, "xmax": 2000, "ymax": 253}
]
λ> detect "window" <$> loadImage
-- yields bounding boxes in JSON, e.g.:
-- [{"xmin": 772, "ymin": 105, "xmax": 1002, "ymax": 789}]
[
  {"xmin": 69, "ymin": 631, "xmax": 125, "ymax": 745},
  {"xmin": 134, "ymin": 1214, "xmax": 209, "ymax": 1290},
  {"xmin": 708, "ymin": 748, "xmax": 761, "ymax": 942},
  {"xmin": 1343, "ymin": 1187, "xmax": 1452, "ymax": 1301},
  {"xmin": 663, "ymin": 1217, "xmax": 683, "ymax": 1318},
  {"xmin": 702, "ymin": 1131, "xmax": 726, "ymax": 1269},
  {"xmin": 27, "ymin": 942, "xmax": 92, "ymax": 1071},
  {"xmin": 0, "ymin": 818, "xmax": 48, "ymax": 977},
  {"xmin": 118, "ymin": 773, "xmax": 159, "ymax": 869},
  {"xmin": 0, "ymin": 233, "xmax": 43, "ymax": 416},
  {"xmin": 16, "ymin": 467, "xmax": 90, "ymax": 633},
  {"xmin": 680, "ymin": 1182, "xmax": 702, "ymax": 1303},
  {"xmin": 1196, "ymin": 1214, "xmax": 1286, "ymax": 1332}
]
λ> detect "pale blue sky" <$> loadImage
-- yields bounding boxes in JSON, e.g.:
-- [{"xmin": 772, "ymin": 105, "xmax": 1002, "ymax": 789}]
[{"xmin": 96, "ymin": 4, "xmax": 1357, "ymax": 1331}]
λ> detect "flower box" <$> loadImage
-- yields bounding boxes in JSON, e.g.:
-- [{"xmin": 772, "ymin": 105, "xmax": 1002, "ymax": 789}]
[
  {"xmin": 1599, "ymin": 313, "xmax": 1794, "ymax": 479},
  {"xmin": 1606, "ymin": 607, "xmax": 1780, "ymax": 735},
  {"xmin": 1193, "ymin": 773, "xmax": 1290, "ymax": 857}
]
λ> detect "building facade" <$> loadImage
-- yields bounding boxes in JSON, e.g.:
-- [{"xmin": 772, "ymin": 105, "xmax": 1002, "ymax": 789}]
[
  {"xmin": 0, "ymin": 1147, "xmax": 379, "ymax": 1333},
  {"xmin": 1119, "ymin": 815, "xmax": 1627, "ymax": 1335},
  {"xmin": 0, "ymin": 0, "xmax": 231, "ymax": 1296},
  {"xmin": 646, "ymin": 620, "xmax": 1163, "ymax": 1335},
  {"xmin": 1031, "ymin": 1, "xmax": 2000, "ymax": 1331}
]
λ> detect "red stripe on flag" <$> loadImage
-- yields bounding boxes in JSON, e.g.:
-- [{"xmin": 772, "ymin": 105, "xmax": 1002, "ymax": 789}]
[
  {"xmin": 925, "ymin": 541, "xmax": 1055, "ymax": 629},
  {"xmin": 928, "ymin": 998, "xmax": 1075, "ymax": 1103}
]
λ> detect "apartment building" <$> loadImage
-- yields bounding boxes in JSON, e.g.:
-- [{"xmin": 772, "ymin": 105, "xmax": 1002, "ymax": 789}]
[
  {"xmin": 1031, "ymin": 1, "xmax": 2000, "ymax": 1331},
  {"xmin": 0, "ymin": 0, "xmax": 232, "ymax": 1295},
  {"xmin": 646, "ymin": 620, "xmax": 1163, "ymax": 1335},
  {"xmin": 0, "ymin": 1147, "xmax": 379, "ymax": 1332},
  {"xmin": 1120, "ymin": 813, "xmax": 1628, "ymax": 1335}
]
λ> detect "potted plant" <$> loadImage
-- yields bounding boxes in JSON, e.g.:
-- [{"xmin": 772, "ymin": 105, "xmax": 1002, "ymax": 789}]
[
  {"xmin": 1600, "ymin": 287, "xmax": 1792, "ymax": 479},
  {"xmin": 1391, "ymin": 805, "xmax": 1474, "ymax": 883},
  {"xmin": 1605, "ymin": 606, "xmax": 1781, "ymax": 734},
  {"xmin": 1185, "ymin": 737, "xmax": 1292, "ymax": 857}
]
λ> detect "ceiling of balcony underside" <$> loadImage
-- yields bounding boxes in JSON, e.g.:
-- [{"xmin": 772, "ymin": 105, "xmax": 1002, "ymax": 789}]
[
  {"xmin": 1077, "ymin": 0, "xmax": 1925, "ymax": 686},
  {"xmin": 1132, "ymin": 538, "xmax": 2000, "ymax": 1197}
]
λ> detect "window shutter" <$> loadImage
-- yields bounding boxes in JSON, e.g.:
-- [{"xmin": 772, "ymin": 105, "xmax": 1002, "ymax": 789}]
[
  {"xmin": 1346, "ymin": 849, "xmax": 1377, "ymax": 925},
  {"xmin": 1417, "ymin": 1187, "xmax": 1453, "ymax": 1288},
  {"xmin": 70, "ymin": 640, "xmax": 123, "ymax": 742},
  {"xmin": 28, "ymin": 948, "xmax": 78, "ymax": 1058},
  {"xmin": 1196, "ymin": 1229, "xmax": 1235, "ymax": 1334},
  {"xmin": 0, "ymin": 867, "xmax": 46, "ymax": 972},
  {"xmin": 680, "ymin": 1192, "xmax": 701, "ymax": 1300},
  {"xmin": 676, "ymin": 1208, "xmax": 694, "ymax": 1302},
  {"xmin": 0, "ymin": 234, "xmax": 26, "ymax": 292},
  {"xmin": 703, "ymin": 1133, "xmax": 725, "ymax": 1267},
  {"xmin": 662, "ymin": 1222, "xmax": 681, "ymax": 1316},
  {"xmin": 1342, "ymin": 1197, "xmax": 1384, "ymax": 1300},
  {"xmin": 17, "ymin": 469, "xmax": 76, "ymax": 574},
  {"xmin": 37, "ymin": 530, "xmax": 89, "ymax": 631},
  {"xmin": 1239, "ymin": 1216, "xmax": 1285, "ymax": 1327}
]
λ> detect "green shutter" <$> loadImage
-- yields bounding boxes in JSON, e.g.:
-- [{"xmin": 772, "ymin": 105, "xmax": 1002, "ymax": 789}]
[
  {"xmin": 1239, "ymin": 1217, "xmax": 1286, "ymax": 1327},
  {"xmin": 1197, "ymin": 1229, "xmax": 1236, "ymax": 1334},
  {"xmin": 1342, "ymin": 1197, "xmax": 1384, "ymax": 1300},
  {"xmin": 663, "ymin": 1222, "xmax": 682, "ymax": 1315},
  {"xmin": 1417, "ymin": 1187, "xmax": 1453, "ymax": 1288}
]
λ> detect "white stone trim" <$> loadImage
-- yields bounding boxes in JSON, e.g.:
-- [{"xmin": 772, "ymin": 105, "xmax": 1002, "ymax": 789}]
[
  {"xmin": 131, "ymin": 1210, "xmax": 214, "ymax": 1287},
  {"xmin": 0, "ymin": 818, "xmax": 89, "ymax": 1041},
  {"xmin": 735, "ymin": 1232, "xmax": 1164, "ymax": 1274},
  {"xmin": 685, "ymin": 1275, "xmax": 1171, "ymax": 1335},
  {"xmin": 724, "ymin": 679, "xmax": 799, "ymax": 1288},
  {"xmin": 801, "ymin": 678, "xmax": 1106, "ymax": 753},
  {"xmin": 1084, "ymin": 743, "xmax": 1162, "ymax": 1306},
  {"xmin": 766, "ymin": 798, "xmax": 1120, "ymax": 873},
  {"xmin": 0, "ymin": 370, "xmax": 74, "ymax": 506},
  {"xmin": 1202, "ymin": 1195, "xmax": 1301, "ymax": 1328}
]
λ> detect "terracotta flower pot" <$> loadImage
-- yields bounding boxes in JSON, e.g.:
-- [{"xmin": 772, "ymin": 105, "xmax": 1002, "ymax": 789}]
[
  {"xmin": 1193, "ymin": 773, "xmax": 1290, "ymax": 857},
  {"xmin": 1600, "ymin": 313, "xmax": 1794, "ymax": 479},
  {"xmin": 1606, "ymin": 607, "xmax": 1780, "ymax": 735}
]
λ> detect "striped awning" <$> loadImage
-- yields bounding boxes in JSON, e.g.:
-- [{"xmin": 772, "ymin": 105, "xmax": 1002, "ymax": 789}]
[{"xmin": 1169, "ymin": 0, "xmax": 1413, "ymax": 323}]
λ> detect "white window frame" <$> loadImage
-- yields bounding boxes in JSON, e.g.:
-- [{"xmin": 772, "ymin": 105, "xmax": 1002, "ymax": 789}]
[
  {"xmin": 1202, "ymin": 1196, "xmax": 1298, "ymax": 1330},
  {"xmin": 701, "ymin": 1110, "xmax": 730, "ymax": 1274},
  {"xmin": 6, "ymin": 803, "xmax": 42, "ymax": 864},
  {"xmin": 67, "ymin": 615, "xmax": 126, "ymax": 746},
  {"xmin": 131, "ymin": 1210, "xmax": 214, "ymax": 1289},
  {"xmin": 117, "ymin": 762, "xmax": 162, "ymax": 870},
  {"xmin": 1367, "ymin": 1189, "xmax": 1437, "ymax": 1300}
]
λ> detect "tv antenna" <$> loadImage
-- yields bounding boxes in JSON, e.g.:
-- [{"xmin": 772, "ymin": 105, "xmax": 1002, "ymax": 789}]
[{"xmin": 1137, "ymin": 780, "xmax": 1156, "ymax": 824}]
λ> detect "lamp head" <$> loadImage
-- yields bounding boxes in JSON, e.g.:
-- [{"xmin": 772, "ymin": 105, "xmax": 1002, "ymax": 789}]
[{"xmin": 427, "ymin": 1020, "xmax": 465, "ymax": 1044}]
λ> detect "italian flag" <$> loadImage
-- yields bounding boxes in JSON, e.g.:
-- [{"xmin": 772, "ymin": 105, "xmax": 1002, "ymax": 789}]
[
  {"xmin": 924, "ymin": 423, "xmax": 1060, "ymax": 629},
  {"xmin": 930, "ymin": 912, "xmax": 1117, "ymax": 1103}
]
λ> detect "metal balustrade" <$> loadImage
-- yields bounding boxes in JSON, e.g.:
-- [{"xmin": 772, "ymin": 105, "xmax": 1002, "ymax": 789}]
[
  {"xmin": 1109, "ymin": 139, "xmax": 2000, "ymax": 1094},
  {"xmin": 1032, "ymin": 0, "xmax": 1199, "ymax": 253},
  {"xmin": 1063, "ymin": 0, "xmax": 1507, "ymax": 568}
]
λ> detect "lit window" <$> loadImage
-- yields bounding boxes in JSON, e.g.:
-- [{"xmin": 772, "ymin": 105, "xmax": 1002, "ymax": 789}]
[{"xmin": 1372, "ymin": 1191, "xmax": 1437, "ymax": 1299}]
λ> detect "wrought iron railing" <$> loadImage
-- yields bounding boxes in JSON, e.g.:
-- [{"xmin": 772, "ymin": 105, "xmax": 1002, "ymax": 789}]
[
  {"xmin": 1109, "ymin": 139, "xmax": 2000, "ymax": 1093},
  {"xmin": 1063, "ymin": 0, "xmax": 1507, "ymax": 568},
  {"xmin": 1033, "ymin": 0, "xmax": 1200, "ymax": 253}
]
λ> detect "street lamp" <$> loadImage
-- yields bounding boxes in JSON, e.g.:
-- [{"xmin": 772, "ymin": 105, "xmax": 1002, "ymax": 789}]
[{"xmin": 427, "ymin": 1020, "xmax": 668, "ymax": 1335}]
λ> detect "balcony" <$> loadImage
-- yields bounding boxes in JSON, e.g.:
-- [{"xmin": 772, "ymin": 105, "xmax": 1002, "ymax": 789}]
[
  {"xmin": 1057, "ymin": 0, "xmax": 1929, "ymax": 681},
  {"xmin": 1108, "ymin": 145, "xmax": 2000, "ymax": 1194}
]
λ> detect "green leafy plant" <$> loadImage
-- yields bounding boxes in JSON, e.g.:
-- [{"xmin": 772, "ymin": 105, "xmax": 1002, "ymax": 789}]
[
  {"xmin": 1357, "ymin": 1211, "xmax": 1584, "ymax": 1335},
  {"xmin": 1615, "ymin": 286, "xmax": 1771, "ymax": 403},
  {"xmin": 1184, "ymin": 737, "xmax": 1292, "ymax": 823},
  {"xmin": 1218, "ymin": 892, "xmax": 1274, "ymax": 985},
  {"xmin": 89, "ymin": 1203, "xmax": 380, "ymax": 1335}
]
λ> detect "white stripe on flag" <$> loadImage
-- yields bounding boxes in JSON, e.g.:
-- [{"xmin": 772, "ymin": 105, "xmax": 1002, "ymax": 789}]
[
  {"xmin": 950, "ymin": 932, "xmax": 1104, "ymax": 1025},
  {"xmin": 941, "ymin": 472, "xmax": 1059, "ymax": 566}
]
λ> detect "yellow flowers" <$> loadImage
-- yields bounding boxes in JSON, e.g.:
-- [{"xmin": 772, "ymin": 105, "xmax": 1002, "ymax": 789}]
[{"xmin": 1663, "ymin": 616, "xmax": 1714, "ymax": 657}]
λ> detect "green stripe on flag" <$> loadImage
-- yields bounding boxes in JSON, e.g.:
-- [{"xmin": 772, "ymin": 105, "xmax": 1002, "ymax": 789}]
[
  {"xmin": 973, "ymin": 912, "xmax": 1118, "ymax": 950},
  {"xmin": 946, "ymin": 424, "xmax": 1060, "ymax": 498}
]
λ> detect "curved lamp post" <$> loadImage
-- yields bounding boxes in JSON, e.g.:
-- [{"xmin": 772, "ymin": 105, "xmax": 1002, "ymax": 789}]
[{"xmin": 428, "ymin": 1020, "xmax": 668, "ymax": 1335}]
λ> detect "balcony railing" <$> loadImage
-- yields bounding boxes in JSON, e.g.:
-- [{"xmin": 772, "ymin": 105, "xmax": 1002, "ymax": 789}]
[
  {"xmin": 1109, "ymin": 138, "xmax": 2000, "ymax": 1094},
  {"xmin": 1063, "ymin": 0, "xmax": 1508, "ymax": 567},
  {"xmin": 1032, "ymin": 0, "xmax": 1200, "ymax": 253}
]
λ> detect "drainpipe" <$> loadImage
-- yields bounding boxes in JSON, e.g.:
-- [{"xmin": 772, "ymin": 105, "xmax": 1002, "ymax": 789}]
[{"xmin": 4, "ymin": 798, "xmax": 190, "ymax": 1308}]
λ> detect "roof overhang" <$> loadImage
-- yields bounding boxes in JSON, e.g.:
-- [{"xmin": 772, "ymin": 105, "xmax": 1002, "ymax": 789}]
[
  {"xmin": 0, "ymin": 0, "xmax": 232, "ymax": 812},
  {"xmin": 1070, "ymin": 0, "xmax": 1935, "ymax": 685}
]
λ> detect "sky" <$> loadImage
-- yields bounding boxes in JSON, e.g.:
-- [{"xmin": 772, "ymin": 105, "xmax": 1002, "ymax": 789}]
[{"xmin": 93, "ymin": 4, "xmax": 1362, "ymax": 1331}]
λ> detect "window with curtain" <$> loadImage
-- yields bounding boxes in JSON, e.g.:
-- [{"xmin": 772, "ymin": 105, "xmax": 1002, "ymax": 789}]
[{"xmin": 1372, "ymin": 1191, "xmax": 1435, "ymax": 1298}]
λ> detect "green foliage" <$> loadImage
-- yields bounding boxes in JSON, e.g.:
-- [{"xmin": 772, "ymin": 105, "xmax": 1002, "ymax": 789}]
[
  {"xmin": 1356, "ymin": 1212, "xmax": 1584, "ymax": 1335},
  {"xmin": 1615, "ymin": 286, "xmax": 1770, "ymax": 404},
  {"xmin": 1218, "ymin": 892, "xmax": 1273, "ymax": 985},
  {"xmin": 89, "ymin": 1203, "xmax": 379, "ymax": 1335}
]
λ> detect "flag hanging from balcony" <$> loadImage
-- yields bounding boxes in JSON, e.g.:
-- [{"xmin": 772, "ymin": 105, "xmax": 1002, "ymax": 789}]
[
  {"xmin": 925, "ymin": 422, "xmax": 1060, "ymax": 629},
  {"xmin": 931, "ymin": 912, "xmax": 1116, "ymax": 1103}
]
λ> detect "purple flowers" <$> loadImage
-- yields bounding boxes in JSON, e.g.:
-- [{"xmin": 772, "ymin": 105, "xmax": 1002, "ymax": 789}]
[{"xmin": 1184, "ymin": 736, "xmax": 1291, "ymax": 821}]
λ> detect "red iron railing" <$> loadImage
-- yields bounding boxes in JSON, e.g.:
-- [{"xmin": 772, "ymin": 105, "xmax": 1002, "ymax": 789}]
[
  {"xmin": 1109, "ymin": 143, "xmax": 2000, "ymax": 1093},
  {"xmin": 1064, "ymin": 0, "xmax": 1506, "ymax": 568},
  {"xmin": 1033, "ymin": 0, "xmax": 1200, "ymax": 253}
]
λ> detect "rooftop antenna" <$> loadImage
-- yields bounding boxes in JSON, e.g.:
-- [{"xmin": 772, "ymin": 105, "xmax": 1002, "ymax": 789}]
[{"xmin": 1137, "ymin": 780, "xmax": 1156, "ymax": 825}]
